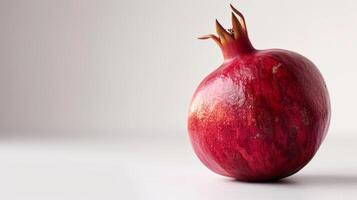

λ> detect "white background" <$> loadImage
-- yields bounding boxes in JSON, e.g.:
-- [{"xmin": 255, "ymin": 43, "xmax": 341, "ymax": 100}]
[
  {"xmin": 0, "ymin": 0, "xmax": 356, "ymax": 199},
  {"xmin": 1, "ymin": 0, "xmax": 357, "ymax": 137}
]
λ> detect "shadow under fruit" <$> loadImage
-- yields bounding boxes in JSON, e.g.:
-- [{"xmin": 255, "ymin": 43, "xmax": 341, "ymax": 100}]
[{"xmin": 187, "ymin": 5, "xmax": 330, "ymax": 182}]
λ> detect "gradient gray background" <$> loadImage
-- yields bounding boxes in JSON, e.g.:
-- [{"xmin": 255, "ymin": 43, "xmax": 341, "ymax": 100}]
[{"xmin": 0, "ymin": 0, "xmax": 355, "ymax": 138}]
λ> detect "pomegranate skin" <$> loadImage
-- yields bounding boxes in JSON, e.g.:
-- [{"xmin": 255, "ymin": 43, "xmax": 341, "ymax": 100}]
[{"xmin": 188, "ymin": 49, "xmax": 330, "ymax": 181}]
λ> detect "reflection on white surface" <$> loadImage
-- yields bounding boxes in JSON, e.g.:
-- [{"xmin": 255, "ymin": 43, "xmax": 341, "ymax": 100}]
[{"xmin": 0, "ymin": 134, "xmax": 355, "ymax": 200}]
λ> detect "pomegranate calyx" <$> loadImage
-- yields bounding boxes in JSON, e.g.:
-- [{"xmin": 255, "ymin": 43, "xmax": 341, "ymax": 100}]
[{"xmin": 199, "ymin": 4, "xmax": 255, "ymax": 60}]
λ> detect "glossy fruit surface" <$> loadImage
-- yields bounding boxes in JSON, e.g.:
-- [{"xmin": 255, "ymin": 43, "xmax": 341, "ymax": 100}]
[{"xmin": 187, "ymin": 5, "xmax": 330, "ymax": 182}]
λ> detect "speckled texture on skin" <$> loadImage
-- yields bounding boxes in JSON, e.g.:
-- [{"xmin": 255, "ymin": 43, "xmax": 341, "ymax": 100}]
[{"xmin": 188, "ymin": 49, "xmax": 330, "ymax": 182}]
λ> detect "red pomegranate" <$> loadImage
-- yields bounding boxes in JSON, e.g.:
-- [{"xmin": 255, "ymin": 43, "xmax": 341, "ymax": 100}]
[{"xmin": 188, "ymin": 5, "xmax": 330, "ymax": 182}]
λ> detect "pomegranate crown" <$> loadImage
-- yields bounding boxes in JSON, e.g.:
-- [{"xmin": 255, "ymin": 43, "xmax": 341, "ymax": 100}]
[{"xmin": 199, "ymin": 4, "xmax": 255, "ymax": 59}]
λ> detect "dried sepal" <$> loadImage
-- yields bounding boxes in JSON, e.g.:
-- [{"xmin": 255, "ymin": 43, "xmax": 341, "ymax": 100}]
[
  {"xmin": 230, "ymin": 4, "xmax": 247, "ymax": 33},
  {"xmin": 231, "ymin": 12, "xmax": 244, "ymax": 39},
  {"xmin": 198, "ymin": 34, "xmax": 223, "ymax": 48},
  {"xmin": 215, "ymin": 19, "xmax": 234, "ymax": 45}
]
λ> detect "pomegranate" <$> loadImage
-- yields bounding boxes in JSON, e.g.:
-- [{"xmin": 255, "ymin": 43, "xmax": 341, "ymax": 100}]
[{"xmin": 188, "ymin": 5, "xmax": 330, "ymax": 182}]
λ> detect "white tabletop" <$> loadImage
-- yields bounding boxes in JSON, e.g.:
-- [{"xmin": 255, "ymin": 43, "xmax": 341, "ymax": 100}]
[{"xmin": 0, "ymin": 134, "xmax": 355, "ymax": 200}]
